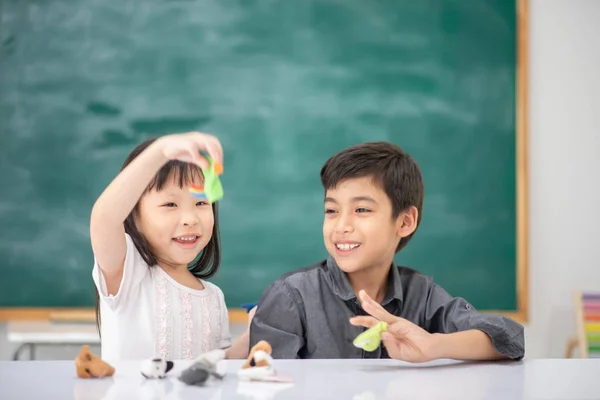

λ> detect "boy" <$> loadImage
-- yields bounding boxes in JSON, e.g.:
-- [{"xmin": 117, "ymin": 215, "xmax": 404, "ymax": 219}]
[{"xmin": 249, "ymin": 142, "xmax": 524, "ymax": 361}]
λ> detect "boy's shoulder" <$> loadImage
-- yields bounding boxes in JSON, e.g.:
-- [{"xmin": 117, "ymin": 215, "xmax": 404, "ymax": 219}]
[
  {"xmin": 267, "ymin": 258, "xmax": 437, "ymax": 300},
  {"xmin": 265, "ymin": 259, "xmax": 327, "ymax": 295}
]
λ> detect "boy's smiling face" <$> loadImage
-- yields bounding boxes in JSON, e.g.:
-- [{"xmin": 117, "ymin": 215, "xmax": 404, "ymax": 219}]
[{"xmin": 323, "ymin": 176, "xmax": 416, "ymax": 274}]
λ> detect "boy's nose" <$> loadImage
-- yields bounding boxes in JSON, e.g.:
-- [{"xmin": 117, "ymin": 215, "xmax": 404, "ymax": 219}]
[{"xmin": 335, "ymin": 214, "xmax": 354, "ymax": 233}]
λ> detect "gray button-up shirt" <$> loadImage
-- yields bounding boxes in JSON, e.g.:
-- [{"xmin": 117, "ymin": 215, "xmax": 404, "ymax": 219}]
[{"xmin": 249, "ymin": 257, "xmax": 525, "ymax": 360}]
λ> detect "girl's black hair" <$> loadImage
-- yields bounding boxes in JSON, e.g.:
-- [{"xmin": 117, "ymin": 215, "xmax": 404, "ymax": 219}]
[{"xmin": 95, "ymin": 138, "xmax": 221, "ymax": 333}]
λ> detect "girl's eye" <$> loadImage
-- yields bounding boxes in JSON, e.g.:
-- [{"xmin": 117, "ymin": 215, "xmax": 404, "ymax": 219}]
[
  {"xmin": 196, "ymin": 201, "xmax": 209, "ymax": 206},
  {"xmin": 162, "ymin": 203, "xmax": 177, "ymax": 208},
  {"xmin": 325, "ymin": 209, "xmax": 337, "ymax": 214}
]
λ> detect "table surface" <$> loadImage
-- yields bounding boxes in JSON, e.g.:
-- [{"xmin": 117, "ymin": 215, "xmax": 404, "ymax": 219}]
[{"xmin": 1, "ymin": 358, "xmax": 599, "ymax": 400}]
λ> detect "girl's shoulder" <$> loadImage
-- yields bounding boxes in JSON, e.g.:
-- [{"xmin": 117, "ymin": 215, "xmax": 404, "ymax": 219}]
[{"xmin": 199, "ymin": 279, "xmax": 225, "ymax": 296}]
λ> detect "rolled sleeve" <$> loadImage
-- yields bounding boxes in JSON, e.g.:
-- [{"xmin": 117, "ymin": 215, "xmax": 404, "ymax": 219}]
[
  {"xmin": 249, "ymin": 279, "xmax": 305, "ymax": 359},
  {"xmin": 423, "ymin": 282, "xmax": 525, "ymax": 360}
]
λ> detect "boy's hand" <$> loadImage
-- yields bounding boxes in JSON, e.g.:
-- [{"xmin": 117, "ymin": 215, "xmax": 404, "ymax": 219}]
[
  {"xmin": 349, "ymin": 290, "xmax": 439, "ymax": 363},
  {"xmin": 154, "ymin": 131, "xmax": 223, "ymax": 169}
]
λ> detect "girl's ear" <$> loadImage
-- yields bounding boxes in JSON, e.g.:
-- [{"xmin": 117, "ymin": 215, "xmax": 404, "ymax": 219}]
[{"xmin": 395, "ymin": 206, "xmax": 418, "ymax": 239}]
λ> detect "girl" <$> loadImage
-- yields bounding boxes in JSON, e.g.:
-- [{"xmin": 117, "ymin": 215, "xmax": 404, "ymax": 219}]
[{"xmin": 91, "ymin": 131, "xmax": 250, "ymax": 362}]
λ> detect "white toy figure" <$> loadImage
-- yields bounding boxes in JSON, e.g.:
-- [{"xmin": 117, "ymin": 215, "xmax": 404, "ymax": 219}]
[{"xmin": 140, "ymin": 358, "xmax": 174, "ymax": 379}]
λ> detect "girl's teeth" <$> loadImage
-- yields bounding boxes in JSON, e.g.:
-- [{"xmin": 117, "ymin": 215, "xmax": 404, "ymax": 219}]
[{"xmin": 177, "ymin": 236, "xmax": 196, "ymax": 242}]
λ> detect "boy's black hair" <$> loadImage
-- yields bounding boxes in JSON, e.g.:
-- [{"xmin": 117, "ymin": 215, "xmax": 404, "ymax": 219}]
[
  {"xmin": 95, "ymin": 137, "xmax": 221, "ymax": 332},
  {"xmin": 320, "ymin": 141, "xmax": 424, "ymax": 253}
]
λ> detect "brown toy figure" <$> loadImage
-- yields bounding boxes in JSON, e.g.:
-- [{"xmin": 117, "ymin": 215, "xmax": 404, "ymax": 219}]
[
  {"xmin": 238, "ymin": 340, "xmax": 292, "ymax": 383},
  {"xmin": 75, "ymin": 345, "xmax": 115, "ymax": 378},
  {"xmin": 242, "ymin": 340, "xmax": 273, "ymax": 369}
]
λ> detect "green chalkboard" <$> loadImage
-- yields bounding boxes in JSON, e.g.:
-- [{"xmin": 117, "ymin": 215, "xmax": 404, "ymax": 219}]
[{"xmin": 0, "ymin": 0, "xmax": 522, "ymax": 312}]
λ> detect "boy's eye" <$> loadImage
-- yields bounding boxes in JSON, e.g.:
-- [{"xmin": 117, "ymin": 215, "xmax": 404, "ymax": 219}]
[
  {"xmin": 324, "ymin": 209, "xmax": 337, "ymax": 214},
  {"xmin": 162, "ymin": 202, "xmax": 177, "ymax": 208},
  {"xmin": 356, "ymin": 208, "xmax": 370, "ymax": 213}
]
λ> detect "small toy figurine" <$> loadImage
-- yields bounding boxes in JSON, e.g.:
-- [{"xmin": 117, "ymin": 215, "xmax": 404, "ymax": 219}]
[
  {"xmin": 192, "ymin": 348, "xmax": 226, "ymax": 378},
  {"xmin": 353, "ymin": 321, "xmax": 388, "ymax": 351},
  {"xmin": 238, "ymin": 341, "xmax": 292, "ymax": 383},
  {"xmin": 75, "ymin": 345, "xmax": 115, "ymax": 379},
  {"xmin": 140, "ymin": 358, "xmax": 174, "ymax": 379},
  {"xmin": 189, "ymin": 154, "xmax": 224, "ymax": 203},
  {"xmin": 242, "ymin": 340, "xmax": 273, "ymax": 369},
  {"xmin": 179, "ymin": 364, "xmax": 210, "ymax": 387},
  {"xmin": 178, "ymin": 349, "xmax": 226, "ymax": 386}
]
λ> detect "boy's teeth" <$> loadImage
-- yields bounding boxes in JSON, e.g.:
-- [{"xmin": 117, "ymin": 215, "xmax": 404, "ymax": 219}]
[{"xmin": 336, "ymin": 243, "xmax": 359, "ymax": 251}]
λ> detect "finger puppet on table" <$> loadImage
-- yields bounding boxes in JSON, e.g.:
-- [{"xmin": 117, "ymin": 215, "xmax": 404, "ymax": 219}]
[
  {"xmin": 238, "ymin": 340, "xmax": 292, "ymax": 383},
  {"xmin": 140, "ymin": 358, "xmax": 174, "ymax": 379},
  {"xmin": 75, "ymin": 345, "xmax": 115, "ymax": 379},
  {"xmin": 178, "ymin": 349, "xmax": 226, "ymax": 386}
]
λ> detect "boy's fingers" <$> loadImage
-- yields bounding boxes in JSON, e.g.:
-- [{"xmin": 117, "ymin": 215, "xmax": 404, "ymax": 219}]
[
  {"xmin": 349, "ymin": 316, "xmax": 379, "ymax": 328},
  {"xmin": 358, "ymin": 290, "xmax": 396, "ymax": 324},
  {"xmin": 387, "ymin": 318, "xmax": 413, "ymax": 333},
  {"xmin": 381, "ymin": 335, "xmax": 395, "ymax": 352}
]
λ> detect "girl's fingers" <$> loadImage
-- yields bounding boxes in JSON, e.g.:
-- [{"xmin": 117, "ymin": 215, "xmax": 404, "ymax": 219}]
[
  {"xmin": 188, "ymin": 132, "xmax": 223, "ymax": 164},
  {"xmin": 203, "ymin": 141, "xmax": 223, "ymax": 166},
  {"xmin": 186, "ymin": 145, "xmax": 210, "ymax": 169}
]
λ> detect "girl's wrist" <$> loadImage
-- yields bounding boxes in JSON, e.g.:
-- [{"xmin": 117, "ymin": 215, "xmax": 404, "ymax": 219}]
[{"xmin": 146, "ymin": 139, "xmax": 170, "ymax": 165}]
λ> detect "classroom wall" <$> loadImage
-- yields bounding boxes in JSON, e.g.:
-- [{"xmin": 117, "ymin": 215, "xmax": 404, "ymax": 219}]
[{"xmin": 525, "ymin": 0, "xmax": 600, "ymax": 358}]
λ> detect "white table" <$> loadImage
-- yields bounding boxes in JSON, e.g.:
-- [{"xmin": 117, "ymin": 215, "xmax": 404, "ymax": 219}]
[
  {"xmin": 7, "ymin": 322, "xmax": 100, "ymax": 360},
  {"xmin": 1, "ymin": 358, "xmax": 599, "ymax": 399}
]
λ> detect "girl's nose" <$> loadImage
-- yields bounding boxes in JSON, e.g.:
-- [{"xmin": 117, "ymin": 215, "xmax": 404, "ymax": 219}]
[{"xmin": 182, "ymin": 211, "xmax": 199, "ymax": 227}]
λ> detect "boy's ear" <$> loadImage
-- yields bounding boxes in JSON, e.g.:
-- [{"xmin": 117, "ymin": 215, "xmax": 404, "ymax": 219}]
[{"xmin": 395, "ymin": 206, "xmax": 418, "ymax": 238}]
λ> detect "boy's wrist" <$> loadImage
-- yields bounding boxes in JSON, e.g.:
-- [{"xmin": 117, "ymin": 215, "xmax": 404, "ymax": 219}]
[{"xmin": 430, "ymin": 333, "xmax": 448, "ymax": 360}]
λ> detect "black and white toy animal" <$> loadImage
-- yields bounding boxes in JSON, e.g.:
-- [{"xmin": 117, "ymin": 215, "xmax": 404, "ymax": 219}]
[{"xmin": 140, "ymin": 358, "xmax": 174, "ymax": 379}]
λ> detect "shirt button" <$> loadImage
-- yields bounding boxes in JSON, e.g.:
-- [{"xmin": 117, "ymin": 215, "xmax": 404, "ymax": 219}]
[{"xmin": 466, "ymin": 304, "xmax": 472, "ymax": 310}]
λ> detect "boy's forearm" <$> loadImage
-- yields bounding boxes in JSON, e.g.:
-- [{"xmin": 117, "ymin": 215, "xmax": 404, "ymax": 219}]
[{"xmin": 432, "ymin": 330, "xmax": 506, "ymax": 361}]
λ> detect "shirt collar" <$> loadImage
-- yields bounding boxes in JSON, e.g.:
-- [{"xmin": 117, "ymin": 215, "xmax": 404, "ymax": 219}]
[{"xmin": 324, "ymin": 256, "xmax": 404, "ymax": 306}]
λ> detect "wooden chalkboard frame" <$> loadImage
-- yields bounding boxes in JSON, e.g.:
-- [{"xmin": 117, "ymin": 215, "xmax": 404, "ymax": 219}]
[
  {"xmin": 0, "ymin": 0, "xmax": 529, "ymax": 323},
  {"xmin": 513, "ymin": 0, "xmax": 529, "ymax": 324}
]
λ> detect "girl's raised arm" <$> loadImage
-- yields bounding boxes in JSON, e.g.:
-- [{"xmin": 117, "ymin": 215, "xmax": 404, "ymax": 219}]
[{"xmin": 90, "ymin": 133, "xmax": 222, "ymax": 295}]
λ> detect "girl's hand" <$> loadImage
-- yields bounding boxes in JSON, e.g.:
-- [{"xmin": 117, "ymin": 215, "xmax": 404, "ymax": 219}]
[{"xmin": 155, "ymin": 131, "xmax": 223, "ymax": 169}]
